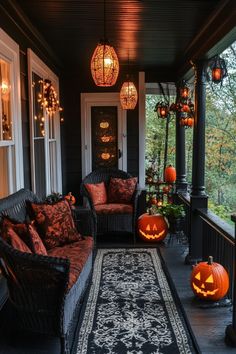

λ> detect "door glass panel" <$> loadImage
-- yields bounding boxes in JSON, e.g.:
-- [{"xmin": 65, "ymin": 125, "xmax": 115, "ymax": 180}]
[
  {"xmin": 91, "ymin": 106, "xmax": 118, "ymax": 170},
  {"xmin": 32, "ymin": 72, "xmax": 46, "ymax": 198},
  {"xmin": 0, "ymin": 59, "xmax": 12, "ymax": 141}
]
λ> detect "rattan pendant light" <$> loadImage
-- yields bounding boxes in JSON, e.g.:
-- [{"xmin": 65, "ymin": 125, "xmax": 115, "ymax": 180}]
[
  {"xmin": 120, "ymin": 78, "xmax": 138, "ymax": 110},
  {"xmin": 91, "ymin": 0, "xmax": 119, "ymax": 87}
]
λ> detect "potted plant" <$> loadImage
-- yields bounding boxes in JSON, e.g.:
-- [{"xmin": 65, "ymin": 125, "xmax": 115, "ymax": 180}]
[{"xmin": 152, "ymin": 203, "xmax": 185, "ymax": 233}]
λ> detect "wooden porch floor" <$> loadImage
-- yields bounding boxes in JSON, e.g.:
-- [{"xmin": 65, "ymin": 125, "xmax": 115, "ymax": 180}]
[
  {"xmin": 0, "ymin": 233, "xmax": 235, "ymax": 353},
  {"xmin": 98, "ymin": 233, "xmax": 235, "ymax": 354},
  {"xmin": 159, "ymin": 237, "xmax": 235, "ymax": 354}
]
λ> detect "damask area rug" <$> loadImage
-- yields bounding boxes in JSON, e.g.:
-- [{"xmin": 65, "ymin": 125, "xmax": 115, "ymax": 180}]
[{"xmin": 75, "ymin": 248, "xmax": 198, "ymax": 354}]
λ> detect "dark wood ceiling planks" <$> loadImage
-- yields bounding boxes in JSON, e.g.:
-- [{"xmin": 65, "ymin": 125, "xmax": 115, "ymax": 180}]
[{"xmin": 12, "ymin": 0, "xmax": 236, "ymax": 79}]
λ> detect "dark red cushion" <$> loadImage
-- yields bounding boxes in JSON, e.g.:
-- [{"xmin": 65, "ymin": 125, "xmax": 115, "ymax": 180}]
[
  {"xmin": 48, "ymin": 236, "xmax": 93, "ymax": 289},
  {"xmin": 30, "ymin": 199, "xmax": 83, "ymax": 250},
  {"xmin": 85, "ymin": 182, "xmax": 107, "ymax": 205},
  {"xmin": 108, "ymin": 177, "xmax": 137, "ymax": 203},
  {"xmin": 28, "ymin": 223, "xmax": 47, "ymax": 255},
  {"xmin": 95, "ymin": 203, "xmax": 133, "ymax": 214},
  {"xmin": 1, "ymin": 217, "xmax": 47, "ymax": 255},
  {"xmin": 1, "ymin": 226, "xmax": 31, "ymax": 253}
]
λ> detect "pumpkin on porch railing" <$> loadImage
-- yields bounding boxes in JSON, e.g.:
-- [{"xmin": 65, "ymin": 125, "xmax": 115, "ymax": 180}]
[
  {"xmin": 190, "ymin": 256, "xmax": 229, "ymax": 301},
  {"xmin": 65, "ymin": 192, "xmax": 76, "ymax": 205},
  {"xmin": 164, "ymin": 165, "xmax": 176, "ymax": 183},
  {"xmin": 138, "ymin": 211, "xmax": 168, "ymax": 242}
]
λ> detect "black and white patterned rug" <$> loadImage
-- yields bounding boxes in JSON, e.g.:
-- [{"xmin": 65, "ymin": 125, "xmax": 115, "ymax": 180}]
[{"xmin": 76, "ymin": 248, "xmax": 197, "ymax": 354}]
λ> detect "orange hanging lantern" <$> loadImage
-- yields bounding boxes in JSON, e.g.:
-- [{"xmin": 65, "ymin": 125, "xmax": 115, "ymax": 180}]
[
  {"xmin": 209, "ymin": 55, "xmax": 228, "ymax": 84},
  {"xmin": 155, "ymin": 101, "xmax": 169, "ymax": 119},
  {"xmin": 164, "ymin": 165, "xmax": 176, "ymax": 183},
  {"xmin": 120, "ymin": 80, "xmax": 138, "ymax": 110},
  {"xmin": 91, "ymin": 41, "xmax": 119, "ymax": 87},
  {"xmin": 191, "ymin": 256, "xmax": 229, "ymax": 301},
  {"xmin": 138, "ymin": 212, "xmax": 168, "ymax": 242}
]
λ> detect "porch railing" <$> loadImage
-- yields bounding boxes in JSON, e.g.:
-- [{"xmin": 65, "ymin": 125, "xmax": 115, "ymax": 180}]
[{"xmin": 177, "ymin": 193, "xmax": 235, "ymax": 300}]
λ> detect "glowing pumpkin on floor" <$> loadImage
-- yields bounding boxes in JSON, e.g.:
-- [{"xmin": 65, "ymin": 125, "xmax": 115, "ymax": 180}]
[
  {"xmin": 138, "ymin": 212, "xmax": 168, "ymax": 242},
  {"xmin": 190, "ymin": 256, "xmax": 229, "ymax": 301}
]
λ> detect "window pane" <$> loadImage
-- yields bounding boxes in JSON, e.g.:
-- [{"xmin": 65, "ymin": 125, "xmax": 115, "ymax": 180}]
[
  {"xmin": 32, "ymin": 72, "xmax": 45, "ymax": 138},
  {"xmin": 0, "ymin": 59, "xmax": 12, "ymax": 141}
]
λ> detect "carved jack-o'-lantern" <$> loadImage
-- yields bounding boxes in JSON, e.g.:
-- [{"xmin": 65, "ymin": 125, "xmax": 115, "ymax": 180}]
[
  {"xmin": 138, "ymin": 212, "xmax": 168, "ymax": 242},
  {"xmin": 191, "ymin": 256, "xmax": 229, "ymax": 301},
  {"xmin": 100, "ymin": 121, "xmax": 109, "ymax": 129}
]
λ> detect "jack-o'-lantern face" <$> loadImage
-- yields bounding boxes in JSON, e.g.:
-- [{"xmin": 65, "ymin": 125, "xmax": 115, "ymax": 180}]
[
  {"xmin": 138, "ymin": 213, "xmax": 168, "ymax": 242},
  {"xmin": 190, "ymin": 257, "xmax": 229, "ymax": 301},
  {"xmin": 192, "ymin": 271, "xmax": 218, "ymax": 298}
]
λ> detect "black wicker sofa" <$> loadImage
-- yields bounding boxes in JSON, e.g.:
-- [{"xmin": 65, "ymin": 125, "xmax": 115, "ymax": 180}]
[{"xmin": 0, "ymin": 189, "xmax": 95, "ymax": 353}]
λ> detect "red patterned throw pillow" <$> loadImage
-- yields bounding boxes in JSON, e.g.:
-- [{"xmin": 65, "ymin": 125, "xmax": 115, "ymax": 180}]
[
  {"xmin": 30, "ymin": 199, "xmax": 82, "ymax": 250},
  {"xmin": 28, "ymin": 223, "xmax": 47, "ymax": 255},
  {"xmin": 108, "ymin": 177, "xmax": 138, "ymax": 204},
  {"xmin": 85, "ymin": 182, "xmax": 107, "ymax": 206},
  {"xmin": 1, "ymin": 217, "xmax": 47, "ymax": 255},
  {"xmin": 1, "ymin": 226, "xmax": 31, "ymax": 253}
]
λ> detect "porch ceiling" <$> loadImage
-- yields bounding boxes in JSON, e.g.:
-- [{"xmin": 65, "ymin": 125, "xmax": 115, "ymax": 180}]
[{"xmin": 14, "ymin": 0, "xmax": 235, "ymax": 78}]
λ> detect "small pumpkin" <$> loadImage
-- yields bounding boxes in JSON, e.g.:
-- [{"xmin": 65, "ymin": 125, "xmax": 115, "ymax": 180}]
[
  {"xmin": 164, "ymin": 165, "xmax": 176, "ymax": 183},
  {"xmin": 190, "ymin": 256, "xmax": 229, "ymax": 301},
  {"xmin": 65, "ymin": 192, "xmax": 76, "ymax": 205},
  {"xmin": 138, "ymin": 212, "xmax": 168, "ymax": 242}
]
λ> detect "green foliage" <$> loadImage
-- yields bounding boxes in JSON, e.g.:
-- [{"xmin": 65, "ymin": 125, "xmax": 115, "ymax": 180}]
[
  {"xmin": 145, "ymin": 42, "xmax": 236, "ymax": 226},
  {"xmin": 146, "ymin": 94, "xmax": 176, "ymax": 181},
  {"xmin": 205, "ymin": 41, "xmax": 236, "ymax": 224},
  {"xmin": 208, "ymin": 201, "xmax": 233, "ymax": 224},
  {"xmin": 153, "ymin": 203, "xmax": 185, "ymax": 219},
  {"xmin": 44, "ymin": 192, "xmax": 63, "ymax": 204}
]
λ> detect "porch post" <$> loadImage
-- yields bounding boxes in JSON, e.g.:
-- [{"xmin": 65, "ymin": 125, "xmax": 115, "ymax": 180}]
[
  {"xmin": 225, "ymin": 215, "xmax": 236, "ymax": 346},
  {"xmin": 186, "ymin": 60, "xmax": 208, "ymax": 264},
  {"xmin": 175, "ymin": 88, "xmax": 188, "ymax": 193}
]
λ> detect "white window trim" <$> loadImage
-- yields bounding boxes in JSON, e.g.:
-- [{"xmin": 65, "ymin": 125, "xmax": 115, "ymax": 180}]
[
  {"xmin": 0, "ymin": 29, "xmax": 24, "ymax": 193},
  {"xmin": 27, "ymin": 49, "xmax": 62, "ymax": 195},
  {"xmin": 139, "ymin": 72, "xmax": 146, "ymax": 188},
  {"xmin": 81, "ymin": 92, "xmax": 127, "ymax": 178}
]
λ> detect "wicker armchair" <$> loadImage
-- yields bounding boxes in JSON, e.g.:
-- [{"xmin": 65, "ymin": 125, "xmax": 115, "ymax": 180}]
[
  {"xmin": 0, "ymin": 189, "xmax": 95, "ymax": 354},
  {"xmin": 80, "ymin": 168, "xmax": 142, "ymax": 243}
]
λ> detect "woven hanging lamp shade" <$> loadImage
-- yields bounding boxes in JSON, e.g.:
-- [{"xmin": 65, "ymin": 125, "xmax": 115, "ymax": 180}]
[
  {"xmin": 120, "ymin": 80, "xmax": 138, "ymax": 110},
  {"xmin": 91, "ymin": 41, "xmax": 119, "ymax": 87}
]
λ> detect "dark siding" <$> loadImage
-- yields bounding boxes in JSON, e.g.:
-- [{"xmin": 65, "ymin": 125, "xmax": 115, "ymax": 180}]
[
  {"xmin": 61, "ymin": 70, "xmax": 140, "ymax": 196},
  {"xmin": 20, "ymin": 50, "xmax": 31, "ymax": 190},
  {"xmin": 0, "ymin": 5, "xmax": 140, "ymax": 197}
]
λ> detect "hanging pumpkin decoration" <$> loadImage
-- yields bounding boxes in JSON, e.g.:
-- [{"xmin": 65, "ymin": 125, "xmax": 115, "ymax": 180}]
[
  {"xmin": 138, "ymin": 212, "xmax": 168, "ymax": 242},
  {"xmin": 164, "ymin": 165, "xmax": 176, "ymax": 183},
  {"xmin": 65, "ymin": 192, "xmax": 76, "ymax": 205},
  {"xmin": 190, "ymin": 256, "xmax": 229, "ymax": 301}
]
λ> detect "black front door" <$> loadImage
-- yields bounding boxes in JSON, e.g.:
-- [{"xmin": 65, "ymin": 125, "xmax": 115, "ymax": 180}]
[{"xmin": 91, "ymin": 106, "xmax": 118, "ymax": 170}]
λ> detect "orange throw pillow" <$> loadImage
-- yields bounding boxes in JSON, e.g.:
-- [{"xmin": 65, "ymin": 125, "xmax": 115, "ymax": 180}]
[
  {"xmin": 108, "ymin": 177, "xmax": 137, "ymax": 204},
  {"xmin": 85, "ymin": 182, "xmax": 107, "ymax": 206},
  {"xmin": 1, "ymin": 217, "xmax": 47, "ymax": 255},
  {"xmin": 30, "ymin": 199, "xmax": 83, "ymax": 250},
  {"xmin": 1, "ymin": 226, "xmax": 31, "ymax": 253},
  {"xmin": 28, "ymin": 223, "xmax": 47, "ymax": 255}
]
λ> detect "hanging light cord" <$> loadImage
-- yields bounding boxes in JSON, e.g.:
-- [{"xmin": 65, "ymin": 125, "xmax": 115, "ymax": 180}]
[{"xmin": 103, "ymin": 0, "xmax": 106, "ymax": 41}]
